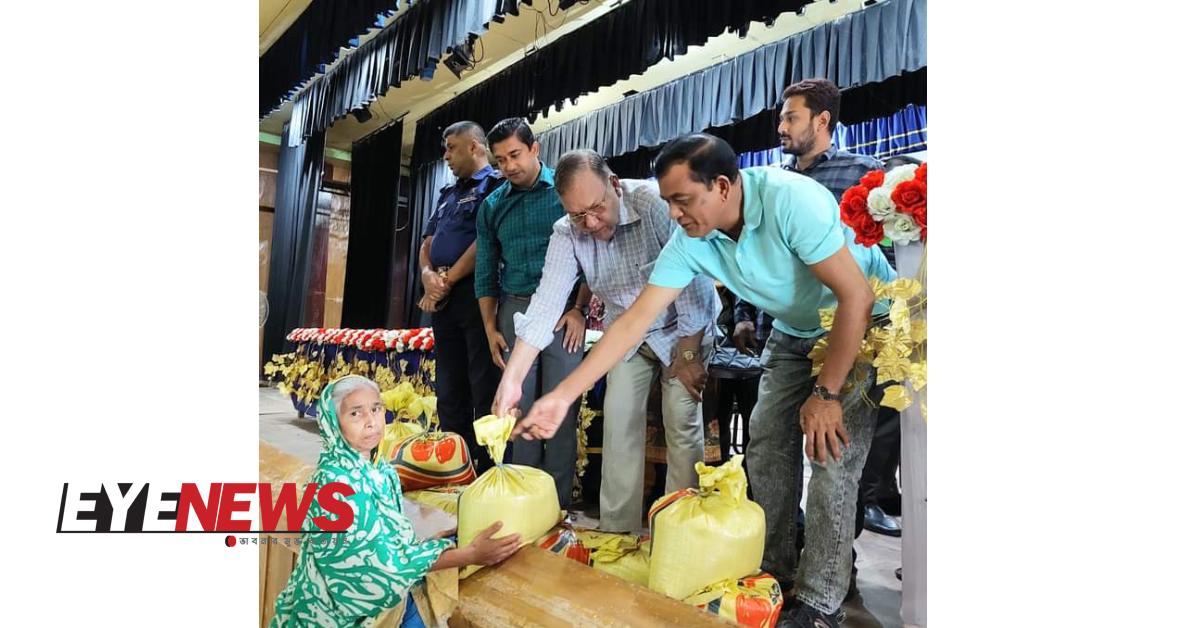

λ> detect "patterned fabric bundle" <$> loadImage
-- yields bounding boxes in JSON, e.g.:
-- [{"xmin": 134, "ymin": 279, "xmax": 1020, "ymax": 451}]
[
  {"xmin": 684, "ymin": 573, "xmax": 783, "ymax": 628},
  {"xmin": 389, "ymin": 430, "xmax": 476, "ymax": 490}
]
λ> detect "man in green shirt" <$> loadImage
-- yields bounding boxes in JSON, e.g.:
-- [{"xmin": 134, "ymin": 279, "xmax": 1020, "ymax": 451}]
[{"xmin": 475, "ymin": 117, "xmax": 589, "ymax": 509}]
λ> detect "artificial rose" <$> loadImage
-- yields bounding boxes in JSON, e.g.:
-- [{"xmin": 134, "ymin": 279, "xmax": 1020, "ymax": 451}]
[
  {"xmin": 883, "ymin": 213, "xmax": 922, "ymax": 246},
  {"xmin": 867, "ymin": 187, "xmax": 896, "ymax": 220},
  {"xmin": 859, "ymin": 170, "xmax": 885, "ymax": 190},
  {"xmin": 909, "ymin": 202, "xmax": 927, "ymax": 229},
  {"xmin": 914, "ymin": 162, "xmax": 926, "ymax": 183},
  {"xmin": 852, "ymin": 211, "xmax": 885, "ymax": 247},
  {"xmin": 891, "ymin": 180, "xmax": 927, "ymax": 214},
  {"xmin": 840, "ymin": 185, "xmax": 870, "ymax": 224},
  {"xmin": 883, "ymin": 163, "xmax": 918, "ymax": 189}
]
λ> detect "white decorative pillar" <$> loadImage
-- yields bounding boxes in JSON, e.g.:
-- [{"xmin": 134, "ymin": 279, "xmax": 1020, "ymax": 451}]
[{"xmin": 894, "ymin": 241, "xmax": 926, "ymax": 628}]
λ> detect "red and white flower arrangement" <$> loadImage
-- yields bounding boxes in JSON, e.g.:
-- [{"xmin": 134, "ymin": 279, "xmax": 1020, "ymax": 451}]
[
  {"xmin": 839, "ymin": 162, "xmax": 927, "ymax": 246},
  {"xmin": 286, "ymin": 328, "xmax": 435, "ymax": 352}
]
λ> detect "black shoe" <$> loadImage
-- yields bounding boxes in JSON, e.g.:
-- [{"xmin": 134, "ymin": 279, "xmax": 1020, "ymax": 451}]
[
  {"xmin": 776, "ymin": 602, "xmax": 841, "ymax": 628},
  {"xmin": 895, "ymin": 567, "xmax": 902, "ymax": 581},
  {"xmin": 863, "ymin": 504, "xmax": 902, "ymax": 537}
]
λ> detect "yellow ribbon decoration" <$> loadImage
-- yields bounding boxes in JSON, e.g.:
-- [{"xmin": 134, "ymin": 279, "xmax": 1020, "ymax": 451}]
[
  {"xmin": 818, "ymin": 307, "xmax": 837, "ymax": 331},
  {"xmin": 808, "ymin": 337, "xmax": 829, "ymax": 375},
  {"xmin": 889, "ymin": 299, "xmax": 911, "ymax": 330},
  {"xmin": 881, "ymin": 385, "xmax": 913, "ymax": 411},
  {"xmin": 869, "ymin": 276, "xmax": 889, "ymax": 300},
  {"xmin": 910, "ymin": 320, "xmax": 927, "ymax": 345},
  {"xmin": 856, "ymin": 339, "xmax": 875, "ymax": 365},
  {"xmin": 875, "ymin": 357, "xmax": 911, "ymax": 385},
  {"xmin": 909, "ymin": 359, "xmax": 927, "ymax": 392},
  {"xmin": 890, "ymin": 278, "xmax": 922, "ymax": 301}
]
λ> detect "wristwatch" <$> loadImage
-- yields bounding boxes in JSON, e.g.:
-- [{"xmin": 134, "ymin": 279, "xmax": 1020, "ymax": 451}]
[
  {"xmin": 812, "ymin": 384, "xmax": 843, "ymax": 403},
  {"xmin": 681, "ymin": 349, "xmax": 698, "ymax": 362}
]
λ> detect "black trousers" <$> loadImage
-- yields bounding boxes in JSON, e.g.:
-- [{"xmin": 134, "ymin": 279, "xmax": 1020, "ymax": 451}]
[
  {"xmin": 854, "ymin": 405, "xmax": 902, "ymax": 538},
  {"xmin": 430, "ymin": 280, "xmax": 500, "ymax": 473},
  {"xmin": 714, "ymin": 375, "xmax": 760, "ymax": 465}
]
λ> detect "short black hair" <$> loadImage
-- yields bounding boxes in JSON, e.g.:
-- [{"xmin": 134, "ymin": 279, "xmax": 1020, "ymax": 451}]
[
  {"xmin": 442, "ymin": 121, "xmax": 487, "ymax": 147},
  {"xmin": 651, "ymin": 133, "xmax": 740, "ymax": 187},
  {"xmin": 486, "ymin": 117, "xmax": 535, "ymax": 150},
  {"xmin": 782, "ymin": 78, "xmax": 842, "ymax": 132}
]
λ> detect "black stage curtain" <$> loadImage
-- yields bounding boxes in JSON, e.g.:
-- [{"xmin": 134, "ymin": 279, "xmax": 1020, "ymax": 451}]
[
  {"xmin": 342, "ymin": 122, "xmax": 405, "ymax": 329},
  {"xmin": 260, "ymin": 0, "xmax": 400, "ymax": 120},
  {"xmin": 263, "ymin": 123, "xmax": 327, "ymax": 365},
  {"xmin": 607, "ymin": 67, "xmax": 927, "ymax": 179},
  {"xmin": 285, "ymin": 0, "xmax": 528, "ymax": 145},
  {"xmin": 410, "ymin": 0, "xmax": 816, "ymax": 168}
]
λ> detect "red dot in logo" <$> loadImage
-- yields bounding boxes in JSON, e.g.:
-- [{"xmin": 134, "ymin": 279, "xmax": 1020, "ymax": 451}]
[{"xmin": 225, "ymin": 535, "xmax": 236, "ymax": 547}]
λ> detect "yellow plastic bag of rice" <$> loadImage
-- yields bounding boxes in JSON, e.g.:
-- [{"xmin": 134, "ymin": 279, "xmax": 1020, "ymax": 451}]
[
  {"xmin": 647, "ymin": 454, "xmax": 765, "ymax": 599},
  {"xmin": 457, "ymin": 414, "xmax": 561, "ymax": 577},
  {"xmin": 579, "ymin": 530, "xmax": 651, "ymax": 587}
]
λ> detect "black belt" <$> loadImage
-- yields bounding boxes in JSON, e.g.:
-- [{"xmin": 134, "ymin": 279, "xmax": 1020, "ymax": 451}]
[{"xmin": 507, "ymin": 294, "xmax": 534, "ymax": 302}]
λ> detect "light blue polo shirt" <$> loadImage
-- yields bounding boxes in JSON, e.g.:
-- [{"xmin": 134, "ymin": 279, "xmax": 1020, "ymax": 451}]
[{"xmin": 649, "ymin": 167, "xmax": 896, "ymax": 339}]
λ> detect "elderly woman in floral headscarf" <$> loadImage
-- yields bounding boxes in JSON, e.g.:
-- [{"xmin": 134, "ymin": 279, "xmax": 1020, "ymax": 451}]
[{"xmin": 270, "ymin": 375, "xmax": 520, "ymax": 628}]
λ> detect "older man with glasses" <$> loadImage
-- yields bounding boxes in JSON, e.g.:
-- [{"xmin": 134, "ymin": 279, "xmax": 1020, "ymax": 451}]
[{"xmin": 492, "ymin": 148, "xmax": 720, "ymax": 533}]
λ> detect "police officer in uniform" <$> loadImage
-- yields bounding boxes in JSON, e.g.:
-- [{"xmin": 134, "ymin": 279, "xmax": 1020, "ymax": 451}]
[{"xmin": 418, "ymin": 121, "xmax": 506, "ymax": 472}]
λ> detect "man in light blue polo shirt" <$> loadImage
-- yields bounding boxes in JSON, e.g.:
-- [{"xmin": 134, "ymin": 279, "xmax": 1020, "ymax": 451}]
[{"xmin": 515, "ymin": 134, "xmax": 894, "ymax": 628}]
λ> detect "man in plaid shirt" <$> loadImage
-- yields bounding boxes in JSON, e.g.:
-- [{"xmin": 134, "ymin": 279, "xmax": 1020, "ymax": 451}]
[
  {"xmin": 475, "ymin": 118, "xmax": 590, "ymax": 509},
  {"xmin": 492, "ymin": 149, "xmax": 719, "ymax": 532}
]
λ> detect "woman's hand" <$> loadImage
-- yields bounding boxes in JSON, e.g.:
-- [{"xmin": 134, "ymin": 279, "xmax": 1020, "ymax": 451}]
[{"xmin": 466, "ymin": 521, "xmax": 522, "ymax": 566}]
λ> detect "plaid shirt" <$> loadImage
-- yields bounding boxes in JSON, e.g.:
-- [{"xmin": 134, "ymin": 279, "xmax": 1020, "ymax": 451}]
[
  {"xmin": 474, "ymin": 162, "xmax": 563, "ymax": 298},
  {"xmin": 783, "ymin": 145, "xmax": 883, "ymax": 204},
  {"xmin": 514, "ymin": 180, "xmax": 719, "ymax": 365},
  {"xmin": 783, "ymin": 146, "xmax": 896, "ymax": 267}
]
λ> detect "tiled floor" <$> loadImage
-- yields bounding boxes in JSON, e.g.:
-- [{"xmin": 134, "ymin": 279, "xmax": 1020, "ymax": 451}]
[{"xmin": 259, "ymin": 387, "xmax": 903, "ymax": 628}]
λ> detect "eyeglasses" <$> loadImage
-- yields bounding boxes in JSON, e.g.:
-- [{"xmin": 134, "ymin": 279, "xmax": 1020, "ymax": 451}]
[{"xmin": 566, "ymin": 197, "xmax": 607, "ymax": 224}]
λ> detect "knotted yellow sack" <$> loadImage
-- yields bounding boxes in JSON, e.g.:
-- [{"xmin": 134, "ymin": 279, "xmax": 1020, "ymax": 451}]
[
  {"xmin": 580, "ymin": 530, "xmax": 651, "ymax": 587},
  {"xmin": 685, "ymin": 573, "xmax": 783, "ymax": 628},
  {"xmin": 457, "ymin": 414, "xmax": 561, "ymax": 577},
  {"xmin": 647, "ymin": 454, "xmax": 765, "ymax": 599}
]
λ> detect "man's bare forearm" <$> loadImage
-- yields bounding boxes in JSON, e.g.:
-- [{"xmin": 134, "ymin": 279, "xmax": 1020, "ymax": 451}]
[
  {"xmin": 573, "ymin": 282, "xmax": 592, "ymax": 310},
  {"xmin": 816, "ymin": 291, "xmax": 872, "ymax": 393},
  {"xmin": 419, "ymin": 237, "xmax": 434, "ymax": 274},
  {"xmin": 478, "ymin": 296, "xmax": 499, "ymax": 333}
]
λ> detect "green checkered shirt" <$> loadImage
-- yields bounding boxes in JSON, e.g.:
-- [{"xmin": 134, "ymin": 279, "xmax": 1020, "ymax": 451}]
[{"xmin": 474, "ymin": 162, "xmax": 567, "ymax": 298}]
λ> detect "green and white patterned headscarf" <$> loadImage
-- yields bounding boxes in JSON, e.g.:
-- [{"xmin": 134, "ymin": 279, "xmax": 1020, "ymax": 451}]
[{"xmin": 270, "ymin": 377, "xmax": 452, "ymax": 628}]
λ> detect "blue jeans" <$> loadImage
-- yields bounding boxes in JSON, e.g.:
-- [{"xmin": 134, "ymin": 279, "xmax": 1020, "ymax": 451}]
[
  {"xmin": 745, "ymin": 329, "xmax": 879, "ymax": 615},
  {"xmin": 398, "ymin": 591, "xmax": 424, "ymax": 628}
]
